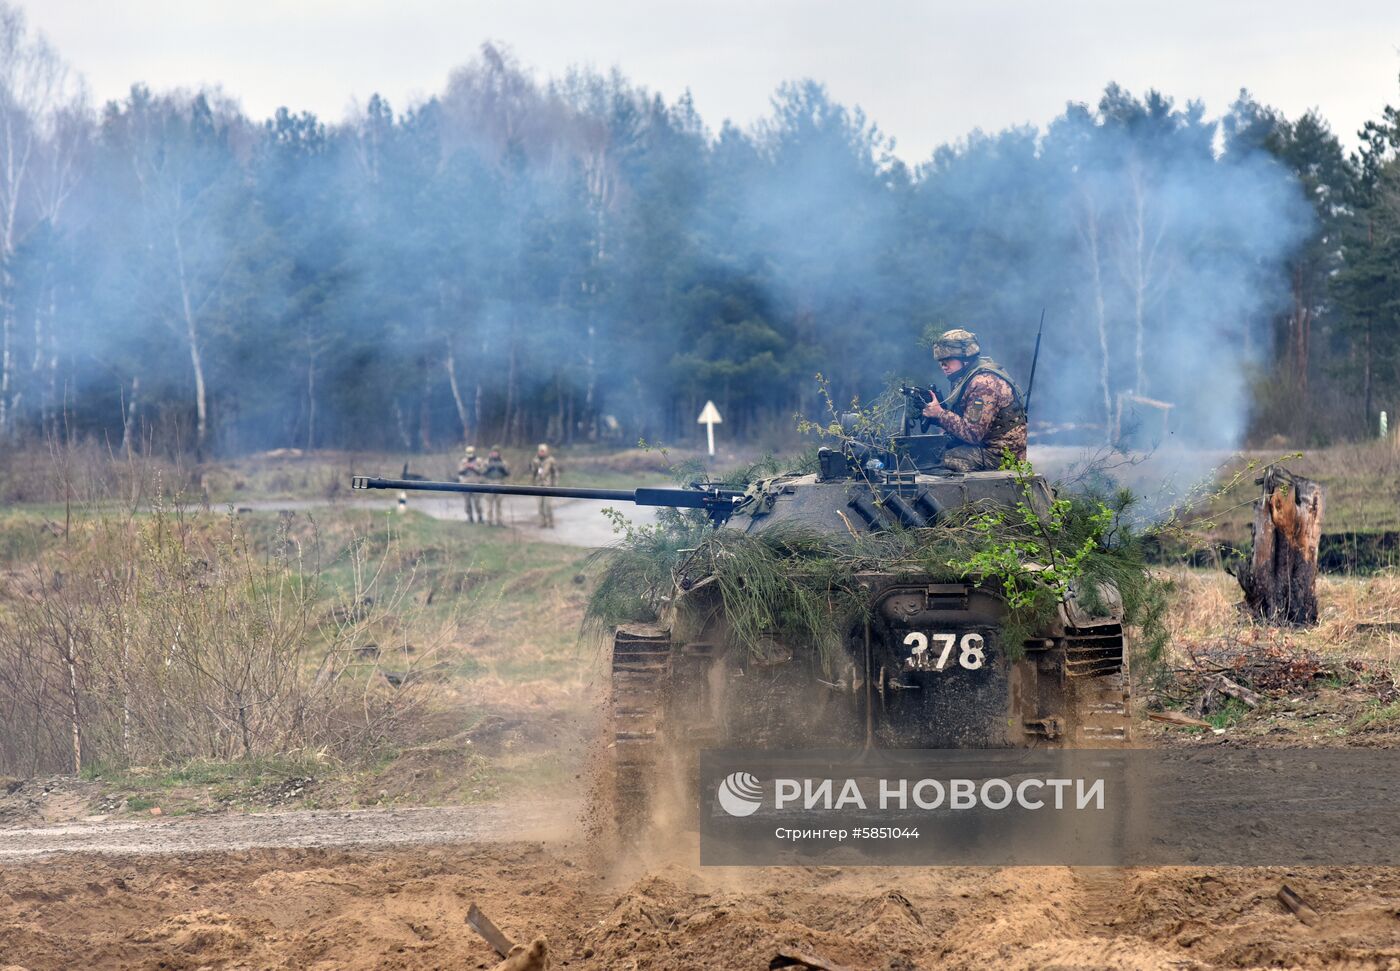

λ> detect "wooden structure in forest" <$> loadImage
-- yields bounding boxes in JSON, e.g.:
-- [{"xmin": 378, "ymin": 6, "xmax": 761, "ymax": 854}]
[{"xmin": 1235, "ymin": 467, "xmax": 1324, "ymax": 626}]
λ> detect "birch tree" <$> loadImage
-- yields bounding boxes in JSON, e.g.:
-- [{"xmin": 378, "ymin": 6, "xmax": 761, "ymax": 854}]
[
  {"xmin": 107, "ymin": 88, "xmax": 253, "ymax": 455},
  {"xmin": 27, "ymin": 98, "xmax": 90, "ymax": 436},
  {"xmin": 0, "ymin": 4, "xmax": 68, "ymax": 436}
]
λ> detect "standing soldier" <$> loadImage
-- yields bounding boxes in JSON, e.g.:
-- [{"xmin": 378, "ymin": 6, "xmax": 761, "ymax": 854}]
[
  {"xmin": 531, "ymin": 443, "xmax": 559, "ymax": 528},
  {"xmin": 483, "ymin": 446, "xmax": 511, "ymax": 526},
  {"xmin": 456, "ymin": 446, "xmax": 486, "ymax": 523},
  {"xmin": 920, "ymin": 328, "xmax": 1028, "ymax": 472}
]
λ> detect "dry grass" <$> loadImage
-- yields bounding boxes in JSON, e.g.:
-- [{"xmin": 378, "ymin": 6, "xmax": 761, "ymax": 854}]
[
  {"xmin": 0, "ymin": 440, "xmax": 191, "ymax": 506},
  {"xmin": 1162, "ymin": 567, "xmax": 1400, "ymax": 675},
  {"xmin": 1190, "ymin": 440, "xmax": 1400, "ymax": 541},
  {"xmin": 0, "ymin": 498, "xmax": 447, "ymax": 777}
]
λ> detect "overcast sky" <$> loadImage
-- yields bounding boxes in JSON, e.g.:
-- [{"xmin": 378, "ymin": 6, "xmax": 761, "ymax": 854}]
[{"xmin": 23, "ymin": 0, "xmax": 1400, "ymax": 161}]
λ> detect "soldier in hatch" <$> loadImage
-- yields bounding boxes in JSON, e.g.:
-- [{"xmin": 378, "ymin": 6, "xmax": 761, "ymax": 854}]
[
  {"xmin": 531, "ymin": 443, "xmax": 559, "ymax": 528},
  {"xmin": 483, "ymin": 446, "xmax": 511, "ymax": 526},
  {"xmin": 921, "ymin": 328, "xmax": 1028, "ymax": 472},
  {"xmin": 456, "ymin": 446, "xmax": 486, "ymax": 523}
]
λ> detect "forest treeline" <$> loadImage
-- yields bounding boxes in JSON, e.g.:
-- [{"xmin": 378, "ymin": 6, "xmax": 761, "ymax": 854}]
[{"xmin": 1, "ymin": 4, "xmax": 1398, "ymax": 455}]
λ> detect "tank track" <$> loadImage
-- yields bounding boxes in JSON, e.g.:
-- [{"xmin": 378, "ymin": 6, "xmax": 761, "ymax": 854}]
[
  {"xmin": 1075, "ymin": 672, "xmax": 1132, "ymax": 745},
  {"xmin": 610, "ymin": 624, "xmax": 671, "ymax": 835},
  {"xmin": 1065, "ymin": 621, "xmax": 1132, "ymax": 746}
]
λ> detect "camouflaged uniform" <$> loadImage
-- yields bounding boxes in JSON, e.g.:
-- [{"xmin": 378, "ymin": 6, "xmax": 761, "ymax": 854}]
[
  {"xmin": 935, "ymin": 357, "xmax": 1028, "ymax": 472},
  {"xmin": 531, "ymin": 447, "xmax": 559, "ymax": 528},
  {"xmin": 483, "ymin": 450, "xmax": 511, "ymax": 526},
  {"xmin": 456, "ymin": 450, "xmax": 486, "ymax": 522}
]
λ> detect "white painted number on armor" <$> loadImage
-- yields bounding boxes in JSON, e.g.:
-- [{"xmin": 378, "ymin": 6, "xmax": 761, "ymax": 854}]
[
  {"xmin": 903, "ymin": 631, "xmax": 986, "ymax": 672},
  {"xmin": 958, "ymin": 633, "xmax": 986, "ymax": 670},
  {"xmin": 904, "ymin": 631, "xmax": 927, "ymax": 659},
  {"xmin": 933, "ymin": 633, "xmax": 956, "ymax": 669}
]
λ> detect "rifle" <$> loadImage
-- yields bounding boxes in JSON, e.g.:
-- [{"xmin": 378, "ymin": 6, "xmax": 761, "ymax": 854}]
[{"xmin": 899, "ymin": 384, "xmax": 946, "ymax": 434}]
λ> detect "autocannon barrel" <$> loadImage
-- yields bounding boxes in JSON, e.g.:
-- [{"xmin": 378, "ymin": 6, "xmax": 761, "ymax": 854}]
[{"xmin": 350, "ymin": 476, "xmax": 742, "ymax": 512}]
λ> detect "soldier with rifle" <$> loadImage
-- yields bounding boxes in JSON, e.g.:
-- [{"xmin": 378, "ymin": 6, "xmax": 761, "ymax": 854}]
[
  {"xmin": 920, "ymin": 328, "xmax": 1027, "ymax": 472},
  {"xmin": 456, "ymin": 446, "xmax": 486, "ymax": 522}
]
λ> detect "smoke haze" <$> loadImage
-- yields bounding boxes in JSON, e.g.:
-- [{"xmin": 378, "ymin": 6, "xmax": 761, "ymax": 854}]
[{"xmin": 0, "ymin": 7, "xmax": 1326, "ymax": 456}]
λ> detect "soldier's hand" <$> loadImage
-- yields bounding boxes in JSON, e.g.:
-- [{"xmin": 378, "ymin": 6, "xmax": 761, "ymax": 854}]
[{"xmin": 922, "ymin": 398, "xmax": 943, "ymax": 418}]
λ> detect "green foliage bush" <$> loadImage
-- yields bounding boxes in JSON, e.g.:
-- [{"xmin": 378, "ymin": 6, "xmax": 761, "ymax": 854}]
[{"xmin": 587, "ymin": 458, "xmax": 1170, "ymax": 678}]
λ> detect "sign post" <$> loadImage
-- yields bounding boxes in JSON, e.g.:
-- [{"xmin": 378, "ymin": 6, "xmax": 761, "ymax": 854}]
[{"xmin": 697, "ymin": 400, "xmax": 723, "ymax": 456}]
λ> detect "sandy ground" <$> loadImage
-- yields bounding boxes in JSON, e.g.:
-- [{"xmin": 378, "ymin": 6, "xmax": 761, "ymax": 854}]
[{"xmin": 3, "ymin": 810, "xmax": 1399, "ymax": 970}]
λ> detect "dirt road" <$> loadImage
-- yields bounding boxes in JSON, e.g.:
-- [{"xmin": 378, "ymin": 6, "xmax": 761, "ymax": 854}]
[
  {"xmin": 5, "ymin": 733, "xmax": 1400, "ymax": 968},
  {"xmin": 3, "ymin": 813, "xmax": 1399, "ymax": 970},
  {"xmin": 0, "ymin": 804, "xmax": 570, "ymax": 859}
]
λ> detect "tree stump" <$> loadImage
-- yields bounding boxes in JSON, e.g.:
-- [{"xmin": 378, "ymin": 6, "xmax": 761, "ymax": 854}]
[{"xmin": 1235, "ymin": 467, "xmax": 1324, "ymax": 625}]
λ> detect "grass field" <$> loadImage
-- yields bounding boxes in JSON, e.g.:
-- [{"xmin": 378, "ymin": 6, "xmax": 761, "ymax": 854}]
[
  {"xmin": 0, "ymin": 496, "xmax": 600, "ymax": 815},
  {"xmin": 1183, "ymin": 440, "xmax": 1400, "ymax": 542}
]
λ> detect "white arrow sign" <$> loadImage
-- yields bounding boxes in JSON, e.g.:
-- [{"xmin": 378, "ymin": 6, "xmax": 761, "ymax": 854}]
[{"xmin": 697, "ymin": 400, "xmax": 723, "ymax": 456}]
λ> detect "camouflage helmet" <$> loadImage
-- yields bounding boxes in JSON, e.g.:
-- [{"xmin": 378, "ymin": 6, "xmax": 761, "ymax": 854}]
[
  {"xmin": 932, "ymin": 328, "xmax": 980, "ymax": 360},
  {"xmin": 464, "ymin": 445, "xmax": 476, "ymax": 457}
]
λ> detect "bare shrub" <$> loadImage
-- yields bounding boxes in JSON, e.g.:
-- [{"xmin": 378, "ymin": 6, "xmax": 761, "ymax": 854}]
[
  {"xmin": 0, "ymin": 435, "xmax": 203, "ymax": 508},
  {"xmin": 0, "ymin": 488, "xmax": 436, "ymax": 775}
]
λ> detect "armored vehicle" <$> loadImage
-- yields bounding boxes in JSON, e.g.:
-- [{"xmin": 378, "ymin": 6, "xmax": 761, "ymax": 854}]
[{"xmin": 353, "ymin": 422, "xmax": 1130, "ymax": 827}]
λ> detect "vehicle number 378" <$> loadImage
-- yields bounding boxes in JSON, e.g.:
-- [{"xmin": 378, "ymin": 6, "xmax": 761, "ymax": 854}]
[{"xmin": 903, "ymin": 632, "xmax": 986, "ymax": 672}]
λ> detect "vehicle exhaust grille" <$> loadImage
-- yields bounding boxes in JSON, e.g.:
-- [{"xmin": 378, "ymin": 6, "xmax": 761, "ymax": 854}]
[{"xmin": 1064, "ymin": 624, "xmax": 1124, "ymax": 678}]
